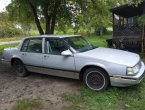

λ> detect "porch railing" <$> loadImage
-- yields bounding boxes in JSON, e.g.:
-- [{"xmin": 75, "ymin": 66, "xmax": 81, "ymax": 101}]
[{"xmin": 113, "ymin": 23, "xmax": 142, "ymax": 37}]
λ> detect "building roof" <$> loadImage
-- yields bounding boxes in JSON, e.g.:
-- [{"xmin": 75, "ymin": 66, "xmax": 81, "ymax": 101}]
[{"xmin": 110, "ymin": 1, "xmax": 145, "ymax": 18}]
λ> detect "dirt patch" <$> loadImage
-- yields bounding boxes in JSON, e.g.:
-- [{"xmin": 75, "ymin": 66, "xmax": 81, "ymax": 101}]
[{"xmin": 0, "ymin": 54, "xmax": 81, "ymax": 110}]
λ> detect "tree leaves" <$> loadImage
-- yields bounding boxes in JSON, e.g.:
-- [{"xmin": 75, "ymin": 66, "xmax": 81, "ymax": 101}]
[{"xmin": 6, "ymin": 0, "xmax": 144, "ymax": 35}]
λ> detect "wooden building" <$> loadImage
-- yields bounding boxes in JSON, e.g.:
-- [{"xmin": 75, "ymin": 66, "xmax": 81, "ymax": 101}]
[{"xmin": 109, "ymin": 1, "xmax": 145, "ymax": 53}]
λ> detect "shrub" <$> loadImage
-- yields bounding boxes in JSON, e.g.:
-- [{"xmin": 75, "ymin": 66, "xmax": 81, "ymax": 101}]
[{"xmin": 0, "ymin": 25, "xmax": 22, "ymax": 38}]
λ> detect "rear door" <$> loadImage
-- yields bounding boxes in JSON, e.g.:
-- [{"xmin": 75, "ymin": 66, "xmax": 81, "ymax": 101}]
[{"xmin": 20, "ymin": 38, "xmax": 43, "ymax": 73}]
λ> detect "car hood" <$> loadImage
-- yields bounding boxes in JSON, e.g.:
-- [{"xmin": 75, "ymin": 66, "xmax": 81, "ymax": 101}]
[{"xmin": 76, "ymin": 47, "xmax": 140, "ymax": 67}]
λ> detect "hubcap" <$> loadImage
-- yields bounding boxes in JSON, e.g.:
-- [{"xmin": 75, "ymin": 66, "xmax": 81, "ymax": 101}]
[{"xmin": 86, "ymin": 71, "xmax": 105, "ymax": 90}]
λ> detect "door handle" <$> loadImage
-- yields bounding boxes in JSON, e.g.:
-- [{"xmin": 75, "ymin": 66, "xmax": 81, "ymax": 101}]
[
  {"xmin": 22, "ymin": 53, "xmax": 27, "ymax": 56},
  {"xmin": 44, "ymin": 55, "xmax": 49, "ymax": 58}
]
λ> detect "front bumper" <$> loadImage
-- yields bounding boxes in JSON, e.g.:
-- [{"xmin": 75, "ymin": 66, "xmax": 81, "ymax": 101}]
[{"xmin": 110, "ymin": 61, "xmax": 145, "ymax": 87}]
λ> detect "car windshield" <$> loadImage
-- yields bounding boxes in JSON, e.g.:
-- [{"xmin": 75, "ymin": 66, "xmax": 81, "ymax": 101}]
[{"xmin": 64, "ymin": 36, "xmax": 97, "ymax": 52}]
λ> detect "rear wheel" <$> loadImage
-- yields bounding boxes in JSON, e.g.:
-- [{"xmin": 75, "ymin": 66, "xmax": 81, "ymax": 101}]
[
  {"xmin": 83, "ymin": 67, "xmax": 109, "ymax": 91},
  {"xmin": 12, "ymin": 60, "xmax": 28, "ymax": 77}
]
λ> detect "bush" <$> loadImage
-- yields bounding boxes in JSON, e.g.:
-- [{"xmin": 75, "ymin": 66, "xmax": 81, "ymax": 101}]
[{"xmin": 0, "ymin": 25, "xmax": 22, "ymax": 38}]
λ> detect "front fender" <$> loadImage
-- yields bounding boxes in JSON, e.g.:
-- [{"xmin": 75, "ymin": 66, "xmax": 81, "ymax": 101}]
[
  {"xmin": 75, "ymin": 58, "xmax": 127, "ymax": 76},
  {"xmin": 81, "ymin": 62, "xmax": 107, "ymax": 72}
]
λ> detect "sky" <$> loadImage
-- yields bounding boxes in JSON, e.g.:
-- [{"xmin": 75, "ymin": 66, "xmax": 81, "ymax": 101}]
[{"xmin": 0, "ymin": 0, "xmax": 11, "ymax": 12}]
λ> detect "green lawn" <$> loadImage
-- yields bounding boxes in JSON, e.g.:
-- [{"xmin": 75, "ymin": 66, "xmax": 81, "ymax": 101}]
[
  {"xmin": 62, "ymin": 79, "xmax": 145, "ymax": 110},
  {"xmin": 86, "ymin": 35, "xmax": 112, "ymax": 47},
  {"xmin": 0, "ymin": 43, "xmax": 19, "ymax": 52},
  {"xmin": 0, "ymin": 35, "xmax": 25, "ymax": 42}
]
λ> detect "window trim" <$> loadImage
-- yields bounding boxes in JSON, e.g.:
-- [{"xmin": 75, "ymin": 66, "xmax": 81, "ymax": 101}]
[
  {"xmin": 20, "ymin": 38, "xmax": 43, "ymax": 53},
  {"xmin": 44, "ymin": 38, "xmax": 73, "ymax": 56}
]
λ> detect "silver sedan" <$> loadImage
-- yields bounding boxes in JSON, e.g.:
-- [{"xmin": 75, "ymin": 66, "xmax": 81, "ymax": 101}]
[{"xmin": 1, "ymin": 35, "xmax": 145, "ymax": 91}]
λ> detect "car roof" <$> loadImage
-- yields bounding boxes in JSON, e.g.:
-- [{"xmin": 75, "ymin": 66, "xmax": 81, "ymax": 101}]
[{"xmin": 24, "ymin": 34, "xmax": 81, "ymax": 39}]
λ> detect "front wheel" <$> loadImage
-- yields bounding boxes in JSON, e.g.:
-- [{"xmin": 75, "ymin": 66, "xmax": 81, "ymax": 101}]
[
  {"xmin": 12, "ymin": 60, "xmax": 28, "ymax": 77},
  {"xmin": 83, "ymin": 68, "xmax": 109, "ymax": 91}
]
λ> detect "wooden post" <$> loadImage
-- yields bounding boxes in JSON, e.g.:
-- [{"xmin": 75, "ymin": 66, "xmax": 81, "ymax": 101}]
[
  {"xmin": 141, "ymin": 24, "xmax": 144, "ymax": 53},
  {"xmin": 112, "ymin": 13, "xmax": 115, "ymax": 38},
  {"xmin": 141, "ymin": 2, "xmax": 145, "ymax": 53},
  {"xmin": 123, "ymin": 17, "xmax": 124, "ymax": 25},
  {"xmin": 119, "ymin": 16, "xmax": 121, "ymax": 25}
]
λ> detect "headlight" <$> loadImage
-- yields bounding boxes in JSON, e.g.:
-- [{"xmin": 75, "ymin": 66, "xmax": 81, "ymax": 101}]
[{"xmin": 127, "ymin": 64, "xmax": 140, "ymax": 75}]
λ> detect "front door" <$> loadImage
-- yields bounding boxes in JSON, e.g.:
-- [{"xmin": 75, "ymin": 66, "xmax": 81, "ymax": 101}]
[{"xmin": 42, "ymin": 38, "xmax": 76, "ymax": 78}]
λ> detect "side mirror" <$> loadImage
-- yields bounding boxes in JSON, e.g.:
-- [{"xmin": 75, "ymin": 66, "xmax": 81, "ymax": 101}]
[{"xmin": 61, "ymin": 50, "xmax": 72, "ymax": 56}]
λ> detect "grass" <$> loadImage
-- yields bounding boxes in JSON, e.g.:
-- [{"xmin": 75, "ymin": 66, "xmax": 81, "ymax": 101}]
[
  {"xmin": 0, "ymin": 35, "xmax": 25, "ymax": 42},
  {"xmin": 12, "ymin": 99, "xmax": 42, "ymax": 110},
  {"xmin": 0, "ymin": 43, "xmax": 19, "ymax": 52},
  {"xmin": 62, "ymin": 78, "xmax": 145, "ymax": 110},
  {"xmin": 86, "ymin": 35, "xmax": 112, "ymax": 47}
]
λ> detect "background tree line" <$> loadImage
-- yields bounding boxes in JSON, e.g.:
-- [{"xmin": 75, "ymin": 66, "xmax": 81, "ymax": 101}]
[{"xmin": 0, "ymin": 0, "xmax": 143, "ymax": 38}]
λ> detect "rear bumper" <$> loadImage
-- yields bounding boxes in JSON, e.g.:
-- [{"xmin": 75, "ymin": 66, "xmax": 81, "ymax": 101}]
[
  {"xmin": 110, "ymin": 62, "xmax": 145, "ymax": 87},
  {"xmin": 1, "ymin": 59, "xmax": 11, "ymax": 67}
]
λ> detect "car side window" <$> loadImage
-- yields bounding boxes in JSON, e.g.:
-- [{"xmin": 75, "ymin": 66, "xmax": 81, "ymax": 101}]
[
  {"xmin": 45, "ymin": 38, "xmax": 68, "ymax": 55},
  {"xmin": 21, "ymin": 38, "xmax": 42, "ymax": 53}
]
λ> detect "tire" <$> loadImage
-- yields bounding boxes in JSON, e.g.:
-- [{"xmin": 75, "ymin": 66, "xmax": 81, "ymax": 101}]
[
  {"xmin": 12, "ymin": 59, "xmax": 28, "ymax": 77},
  {"xmin": 83, "ymin": 67, "xmax": 109, "ymax": 91}
]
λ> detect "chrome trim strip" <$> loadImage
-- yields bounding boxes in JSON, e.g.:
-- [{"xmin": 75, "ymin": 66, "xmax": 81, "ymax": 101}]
[
  {"xmin": 26, "ymin": 65, "xmax": 79, "ymax": 79},
  {"xmin": 1, "ymin": 59, "xmax": 11, "ymax": 66}
]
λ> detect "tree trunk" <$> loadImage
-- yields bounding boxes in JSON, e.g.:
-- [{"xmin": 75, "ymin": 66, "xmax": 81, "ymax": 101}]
[
  {"xmin": 45, "ymin": 16, "xmax": 51, "ymax": 34},
  {"xmin": 28, "ymin": 0, "xmax": 44, "ymax": 35},
  {"xmin": 50, "ymin": 15, "xmax": 56, "ymax": 34},
  {"xmin": 43, "ymin": 3, "xmax": 51, "ymax": 34},
  {"xmin": 100, "ymin": 26, "xmax": 103, "ymax": 38},
  {"xmin": 50, "ymin": 0, "xmax": 61, "ymax": 34}
]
